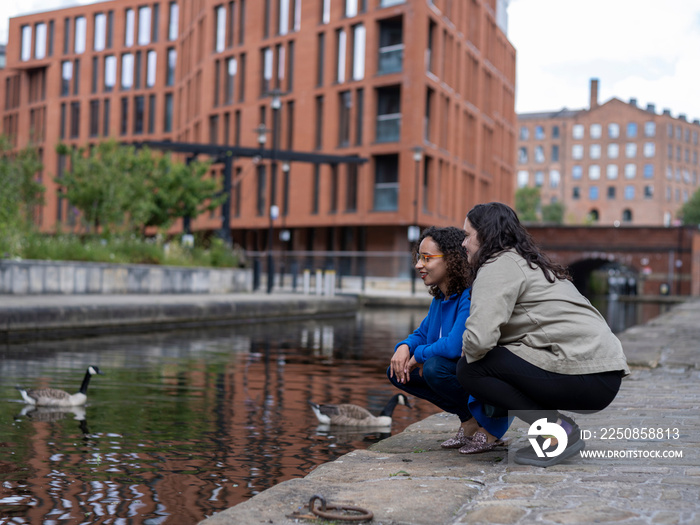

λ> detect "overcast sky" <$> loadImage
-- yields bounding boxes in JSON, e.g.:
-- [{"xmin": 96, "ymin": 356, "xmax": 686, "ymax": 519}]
[{"xmin": 2, "ymin": 0, "xmax": 700, "ymax": 121}]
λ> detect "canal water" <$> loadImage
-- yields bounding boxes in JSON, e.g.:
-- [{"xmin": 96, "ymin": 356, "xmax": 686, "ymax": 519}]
[{"xmin": 0, "ymin": 300, "xmax": 670, "ymax": 523}]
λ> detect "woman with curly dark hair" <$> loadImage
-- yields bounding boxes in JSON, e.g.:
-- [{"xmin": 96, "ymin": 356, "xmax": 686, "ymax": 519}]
[
  {"xmin": 457, "ymin": 203, "xmax": 630, "ymax": 465},
  {"xmin": 388, "ymin": 226, "xmax": 511, "ymax": 452}
]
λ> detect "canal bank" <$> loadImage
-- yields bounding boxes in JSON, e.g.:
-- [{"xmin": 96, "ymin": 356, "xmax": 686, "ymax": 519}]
[
  {"xmin": 200, "ymin": 298, "xmax": 700, "ymax": 525},
  {"xmin": 0, "ymin": 291, "xmax": 432, "ymax": 342}
]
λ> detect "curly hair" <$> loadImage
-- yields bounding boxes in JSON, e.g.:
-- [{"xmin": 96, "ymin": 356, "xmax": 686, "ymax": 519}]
[
  {"xmin": 414, "ymin": 226, "xmax": 469, "ymax": 298},
  {"xmin": 466, "ymin": 202, "xmax": 570, "ymax": 284}
]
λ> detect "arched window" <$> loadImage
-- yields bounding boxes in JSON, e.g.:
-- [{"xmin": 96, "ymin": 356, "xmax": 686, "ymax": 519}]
[
  {"xmin": 588, "ymin": 209, "xmax": 599, "ymax": 222},
  {"xmin": 622, "ymin": 209, "xmax": 633, "ymax": 222}
]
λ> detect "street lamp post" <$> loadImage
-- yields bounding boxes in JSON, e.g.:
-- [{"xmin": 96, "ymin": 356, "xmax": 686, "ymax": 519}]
[
  {"xmin": 267, "ymin": 90, "xmax": 283, "ymax": 294},
  {"xmin": 410, "ymin": 146, "xmax": 423, "ymax": 295}
]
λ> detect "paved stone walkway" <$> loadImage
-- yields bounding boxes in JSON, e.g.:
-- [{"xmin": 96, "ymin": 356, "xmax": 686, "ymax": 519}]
[{"xmin": 201, "ymin": 299, "xmax": 700, "ymax": 525}]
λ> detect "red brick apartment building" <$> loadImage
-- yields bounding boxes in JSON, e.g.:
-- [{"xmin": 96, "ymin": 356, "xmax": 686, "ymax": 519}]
[
  {"xmin": 517, "ymin": 79, "xmax": 700, "ymax": 226},
  {"xmin": 1, "ymin": 0, "xmax": 516, "ymax": 259}
]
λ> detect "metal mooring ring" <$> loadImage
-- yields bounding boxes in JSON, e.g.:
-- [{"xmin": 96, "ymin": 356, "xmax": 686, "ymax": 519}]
[{"xmin": 309, "ymin": 494, "xmax": 374, "ymax": 522}]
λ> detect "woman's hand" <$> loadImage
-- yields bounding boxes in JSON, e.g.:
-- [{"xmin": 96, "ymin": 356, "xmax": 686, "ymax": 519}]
[{"xmin": 390, "ymin": 344, "xmax": 412, "ymax": 384}]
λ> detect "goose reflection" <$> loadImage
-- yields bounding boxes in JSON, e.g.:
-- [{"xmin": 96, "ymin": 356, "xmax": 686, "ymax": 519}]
[
  {"xmin": 314, "ymin": 423, "xmax": 392, "ymax": 444},
  {"xmin": 17, "ymin": 405, "xmax": 90, "ymax": 435}
]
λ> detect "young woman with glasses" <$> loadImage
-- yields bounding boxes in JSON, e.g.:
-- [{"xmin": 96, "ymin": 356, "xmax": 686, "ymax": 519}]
[{"xmin": 388, "ymin": 226, "xmax": 511, "ymax": 453}]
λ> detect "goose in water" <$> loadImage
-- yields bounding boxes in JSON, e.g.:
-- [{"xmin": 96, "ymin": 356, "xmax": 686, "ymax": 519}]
[
  {"xmin": 17, "ymin": 366, "xmax": 103, "ymax": 407},
  {"xmin": 309, "ymin": 393, "xmax": 411, "ymax": 427}
]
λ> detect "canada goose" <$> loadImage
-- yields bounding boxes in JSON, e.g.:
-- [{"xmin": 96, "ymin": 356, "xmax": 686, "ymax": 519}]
[
  {"xmin": 16, "ymin": 366, "xmax": 103, "ymax": 407},
  {"xmin": 308, "ymin": 393, "xmax": 412, "ymax": 427}
]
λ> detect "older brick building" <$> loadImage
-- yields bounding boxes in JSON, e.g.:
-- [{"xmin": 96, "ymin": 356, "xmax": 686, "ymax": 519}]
[
  {"xmin": 517, "ymin": 79, "xmax": 700, "ymax": 226},
  {"xmin": 2, "ymin": 0, "xmax": 516, "ymax": 258}
]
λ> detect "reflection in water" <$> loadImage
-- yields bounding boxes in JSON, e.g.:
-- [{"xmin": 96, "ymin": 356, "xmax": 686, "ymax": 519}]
[{"xmin": 0, "ymin": 308, "xmax": 438, "ymax": 524}]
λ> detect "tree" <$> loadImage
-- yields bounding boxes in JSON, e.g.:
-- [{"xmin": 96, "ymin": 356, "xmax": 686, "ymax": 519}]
[
  {"xmin": 515, "ymin": 187, "xmax": 540, "ymax": 222},
  {"xmin": 541, "ymin": 201, "xmax": 565, "ymax": 224},
  {"xmin": 0, "ymin": 136, "xmax": 45, "ymax": 252},
  {"xmin": 56, "ymin": 140, "xmax": 224, "ymax": 236},
  {"xmin": 679, "ymin": 187, "xmax": 700, "ymax": 225}
]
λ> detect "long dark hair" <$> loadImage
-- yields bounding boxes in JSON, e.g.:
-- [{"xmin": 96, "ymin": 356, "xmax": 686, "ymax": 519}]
[
  {"xmin": 466, "ymin": 202, "xmax": 570, "ymax": 283},
  {"xmin": 414, "ymin": 226, "xmax": 469, "ymax": 298}
]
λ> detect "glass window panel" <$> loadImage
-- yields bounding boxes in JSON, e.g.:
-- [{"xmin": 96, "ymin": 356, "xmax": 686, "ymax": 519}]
[
  {"xmin": 169, "ymin": 2, "xmax": 179, "ymax": 40},
  {"xmin": 125, "ymin": 9, "xmax": 135, "ymax": 46},
  {"xmin": 105, "ymin": 55, "xmax": 117, "ymax": 90},
  {"xmin": 94, "ymin": 13, "xmax": 106, "ymax": 51},
  {"xmin": 146, "ymin": 50, "xmax": 157, "ymax": 87},
  {"xmin": 138, "ymin": 7, "xmax": 151, "ymax": 45},
  {"xmin": 35, "ymin": 23, "xmax": 47, "ymax": 59},
  {"xmin": 121, "ymin": 53, "xmax": 134, "ymax": 89},
  {"xmin": 21, "ymin": 25, "xmax": 32, "ymax": 61},
  {"xmin": 352, "ymin": 24, "xmax": 365, "ymax": 81},
  {"xmin": 74, "ymin": 16, "xmax": 86, "ymax": 54}
]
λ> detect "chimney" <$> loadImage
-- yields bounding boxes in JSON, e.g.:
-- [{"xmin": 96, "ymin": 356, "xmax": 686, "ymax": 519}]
[
  {"xmin": 646, "ymin": 103, "xmax": 656, "ymax": 113},
  {"xmin": 663, "ymin": 108, "xmax": 672, "ymax": 116},
  {"xmin": 589, "ymin": 78, "xmax": 599, "ymax": 109},
  {"xmin": 679, "ymin": 114, "xmax": 687, "ymax": 121}
]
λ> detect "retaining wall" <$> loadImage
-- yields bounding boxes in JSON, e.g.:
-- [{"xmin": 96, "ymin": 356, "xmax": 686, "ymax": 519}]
[{"xmin": 0, "ymin": 259, "xmax": 252, "ymax": 294}]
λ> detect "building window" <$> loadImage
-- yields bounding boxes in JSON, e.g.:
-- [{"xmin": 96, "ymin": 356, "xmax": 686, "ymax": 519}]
[
  {"xmin": 146, "ymin": 50, "xmax": 157, "ymax": 87},
  {"xmin": 376, "ymin": 85, "xmax": 401, "ymax": 143},
  {"xmin": 625, "ymin": 143, "xmax": 637, "ymax": 158},
  {"xmin": 378, "ymin": 18, "xmax": 402, "ymax": 75},
  {"xmin": 316, "ymin": 32, "xmax": 325, "ymax": 86},
  {"xmin": 225, "ymin": 57, "xmax": 237, "ymax": 104},
  {"xmin": 571, "ymin": 144, "xmax": 583, "ymax": 159},
  {"xmin": 608, "ymin": 123, "xmax": 619, "ymax": 138},
  {"xmin": 261, "ymin": 47, "xmax": 272, "ymax": 94},
  {"xmin": 336, "ymin": 28, "xmax": 347, "ymax": 83},
  {"xmin": 549, "ymin": 170, "xmax": 560, "ymax": 189},
  {"xmin": 534, "ymin": 145, "xmax": 545, "ymax": 163},
  {"xmin": 518, "ymin": 147, "xmax": 527, "ymax": 163},
  {"xmin": 133, "ymin": 95, "xmax": 144, "ymax": 134},
  {"xmin": 606, "ymin": 164, "xmax": 618, "ymax": 179},
  {"xmin": 215, "ymin": 5, "xmax": 226, "ymax": 52},
  {"xmin": 644, "ymin": 185, "xmax": 653, "ymax": 199},
  {"xmin": 138, "ymin": 6, "xmax": 152, "ymax": 45},
  {"xmin": 622, "ymin": 209, "xmax": 632, "ymax": 222},
  {"xmin": 380, "ymin": 0, "xmax": 405, "ymax": 6},
  {"xmin": 256, "ymin": 164, "xmax": 267, "ymax": 216},
  {"xmin": 519, "ymin": 126, "xmax": 529, "ymax": 140},
  {"xmin": 148, "ymin": 94, "xmax": 156, "ymax": 133},
  {"xmin": 102, "ymin": 98, "xmax": 110, "ymax": 135},
  {"xmin": 607, "ymin": 186, "xmax": 616, "ymax": 199},
  {"xmin": 589, "ymin": 186, "xmax": 599, "ymax": 200},
  {"xmin": 552, "ymin": 125, "xmax": 559, "ymax": 138},
  {"xmin": 94, "ymin": 13, "xmax": 106, "ymax": 51},
  {"xmin": 373, "ymin": 154, "xmax": 399, "ymax": 211},
  {"xmin": 624, "ymin": 164, "xmax": 636, "ymax": 179},
  {"xmin": 321, "ymin": 0, "xmax": 330, "ymax": 24},
  {"xmin": 346, "ymin": 0, "xmax": 359, "ymax": 17},
  {"xmin": 643, "ymin": 164, "xmax": 653, "ymax": 178},
  {"xmin": 120, "ymin": 97, "xmax": 128, "ymax": 135},
  {"xmin": 89, "ymin": 99, "xmax": 99, "ymax": 137},
  {"xmin": 572, "ymin": 165, "xmax": 582, "ymax": 179},
  {"xmin": 21, "ymin": 25, "xmax": 33, "ymax": 61},
  {"xmin": 338, "ymin": 90, "xmax": 351, "ymax": 147},
  {"xmin": 534, "ymin": 125, "xmax": 544, "ymax": 140},
  {"xmin": 627, "ymin": 122, "xmax": 637, "ymax": 138},
  {"xmin": 105, "ymin": 55, "xmax": 117, "ymax": 91},
  {"xmin": 551, "ymin": 145, "xmax": 559, "ymax": 162},
  {"xmin": 61, "ymin": 61, "xmax": 73, "ymax": 96},
  {"xmin": 279, "ymin": 0, "xmax": 290, "ymax": 35},
  {"xmin": 35, "ymin": 23, "xmax": 47, "ymax": 59},
  {"xmin": 168, "ymin": 2, "xmax": 179, "ymax": 40},
  {"xmin": 534, "ymin": 171, "xmax": 544, "ymax": 187},
  {"xmin": 572, "ymin": 124, "xmax": 584, "ymax": 139},
  {"xmin": 166, "ymin": 48, "xmax": 176, "ymax": 86},
  {"xmin": 125, "ymin": 9, "xmax": 135, "ymax": 46},
  {"xmin": 572, "ymin": 186, "xmax": 580, "ymax": 199},
  {"xmin": 346, "ymin": 164, "xmax": 358, "ymax": 212},
  {"xmin": 152, "ymin": 4, "xmax": 160, "ymax": 42},
  {"xmin": 70, "ymin": 101, "xmax": 80, "ymax": 138},
  {"xmin": 644, "ymin": 121, "xmax": 655, "ymax": 137},
  {"xmin": 589, "ymin": 123, "xmax": 601, "ymax": 139},
  {"xmin": 607, "ymin": 143, "xmax": 619, "ymax": 158},
  {"xmin": 643, "ymin": 142, "xmax": 655, "ymax": 158},
  {"xmin": 624, "ymin": 185, "xmax": 635, "ymax": 200},
  {"xmin": 590, "ymin": 144, "xmax": 601, "ymax": 159},
  {"xmin": 164, "ymin": 93, "xmax": 173, "ymax": 132},
  {"xmin": 74, "ymin": 16, "xmax": 86, "ymax": 54},
  {"xmin": 517, "ymin": 170, "xmax": 528, "ymax": 188},
  {"xmin": 589, "ymin": 165, "xmax": 600, "ymax": 180},
  {"xmin": 314, "ymin": 95, "xmax": 324, "ymax": 149},
  {"xmin": 121, "ymin": 53, "xmax": 134, "ymax": 89},
  {"xmin": 351, "ymin": 24, "xmax": 366, "ymax": 80}
]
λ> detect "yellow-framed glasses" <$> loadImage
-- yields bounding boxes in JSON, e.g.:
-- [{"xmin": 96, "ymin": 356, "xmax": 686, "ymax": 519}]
[{"xmin": 416, "ymin": 253, "xmax": 444, "ymax": 263}]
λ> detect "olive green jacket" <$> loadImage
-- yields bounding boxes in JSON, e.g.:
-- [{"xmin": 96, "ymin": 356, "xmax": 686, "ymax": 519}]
[{"xmin": 462, "ymin": 250, "xmax": 630, "ymax": 376}]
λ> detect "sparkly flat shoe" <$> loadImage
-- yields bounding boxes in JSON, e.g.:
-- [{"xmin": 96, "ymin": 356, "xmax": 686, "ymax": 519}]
[
  {"xmin": 440, "ymin": 427, "xmax": 472, "ymax": 449},
  {"xmin": 458, "ymin": 431, "xmax": 500, "ymax": 454}
]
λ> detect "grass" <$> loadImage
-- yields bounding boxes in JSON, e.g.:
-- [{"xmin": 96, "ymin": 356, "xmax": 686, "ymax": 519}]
[{"xmin": 1, "ymin": 233, "xmax": 242, "ymax": 269}]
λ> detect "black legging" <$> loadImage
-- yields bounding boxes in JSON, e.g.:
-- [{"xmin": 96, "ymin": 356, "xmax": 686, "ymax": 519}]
[{"xmin": 456, "ymin": 346, "xmax": 623, "ymax": 425}]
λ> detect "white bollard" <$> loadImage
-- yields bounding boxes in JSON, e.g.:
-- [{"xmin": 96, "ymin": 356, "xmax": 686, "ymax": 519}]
[
  {"xmin": 303, "ymin": 269, "xmax": 311, "ymax": 295},
  {"xmin": 324, "ymin": 270, "xmax": 336, "ymax": 296},
  {"xmin": 315, "ymin": 269, "xmax": 323, "ymax": 295}
]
